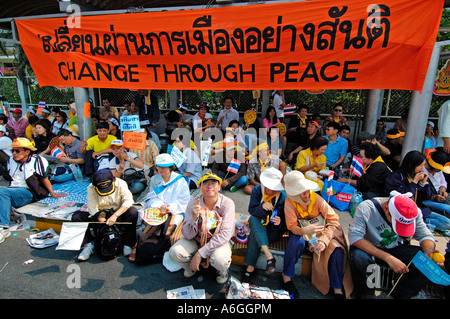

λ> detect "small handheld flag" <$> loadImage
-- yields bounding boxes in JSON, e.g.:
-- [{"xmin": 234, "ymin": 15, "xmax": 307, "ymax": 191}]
[
  {"xmin": 283, "ymin": 105, "xmax": 296, "ymax": 116},
  {"xmin": 51, "ymin": 146, "xmax": 66, "ymax": 158},
  {"xmin": 326, "ymin": 171, "xmax": 334, "ymax": 196},
  {"xmin": 350, "ymin": 155, "xmax": 364, "ymax": 178},
  {"xmin": 227, "ymin": 159, "xmax": 241, "ymax": 174}
]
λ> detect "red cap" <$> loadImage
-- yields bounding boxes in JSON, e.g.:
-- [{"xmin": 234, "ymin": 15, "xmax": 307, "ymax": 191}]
[
  {"xmin": 389, "ymin": 195, "xmax": 418, "ymax": 237},
  {"xmin": 11, "ymin": 108, "xmax": 22, "ymax": 114}
]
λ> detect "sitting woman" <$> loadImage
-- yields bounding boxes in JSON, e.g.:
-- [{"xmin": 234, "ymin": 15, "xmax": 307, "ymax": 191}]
[
  {"xmin": 51, "ymin": 110, "xmax": 68, "ymax": 135},
  {"xmin": 385, "ymin": 150, "xmax": 450, "ymax": 234},
  {"xmin": 263, "ymin": 106, "xmax": 280, "ymax": 132},
  {"xmin": 34, "ymin": 119, "xmax": 56, "ymax": 155},
  {"xmin": 242, "ymin": 168, "xmax": 287, "ymax": 283},
  {"xmin": 294, "ymin": 137, "xmax": 328, "ymax": 191},
  {"xmin": 281, "ymin": 170, "xmax": 353, "ymax": 299},
  {"xmin": 130, "ymin": 153, "xmax": 191, "ymax": 262}
]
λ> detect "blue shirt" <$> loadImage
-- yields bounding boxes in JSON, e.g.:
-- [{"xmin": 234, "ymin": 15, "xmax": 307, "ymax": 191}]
[{"xmin": 323, "ymin": 135, "xmax": 348, "ymax": 166}]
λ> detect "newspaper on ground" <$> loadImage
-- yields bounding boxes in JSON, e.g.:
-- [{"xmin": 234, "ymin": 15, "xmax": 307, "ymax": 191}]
[
  {"xmin": 166, "ymin": 285, "xmax": 206, "ymax": 299},
  {"xmin": 225, "ymin": 276, "xmax": 291, "ymax": 299}
]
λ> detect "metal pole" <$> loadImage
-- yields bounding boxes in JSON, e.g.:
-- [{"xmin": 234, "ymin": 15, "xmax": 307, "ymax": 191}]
[
  {"xmin": 74, "ymin": 87, "xmax": 92, "ymax": 141},
  {"xmin": 401, "ymin": 41, "xmax": 443, "ymax": 161}
]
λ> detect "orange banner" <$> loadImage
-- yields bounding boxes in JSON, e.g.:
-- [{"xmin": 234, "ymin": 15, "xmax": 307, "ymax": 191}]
[{"xmin": 16, "ymin": 0, "xmax": 443, "ymax": 91}]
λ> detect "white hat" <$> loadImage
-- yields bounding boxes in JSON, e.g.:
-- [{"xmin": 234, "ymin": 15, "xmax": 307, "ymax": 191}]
[
  {"xmin": 260, "ymin": 167, "xmax": 284, "ymax": 191},
  {"xmin": 284, "ymin": 170, "xmax": 319, "ymax": 197},
  {"xmin": 155, "ymin": 153, "xmax": 175, "ymax": 167},
  {"xmin": 0, "ymin": 125, "xmax": 6, "ymax": 133}
]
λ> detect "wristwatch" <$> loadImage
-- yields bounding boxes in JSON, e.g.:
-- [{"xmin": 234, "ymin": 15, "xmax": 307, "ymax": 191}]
[{"xmin": 114, "ymin": 212, "xmax": 120, "ymax": 217}]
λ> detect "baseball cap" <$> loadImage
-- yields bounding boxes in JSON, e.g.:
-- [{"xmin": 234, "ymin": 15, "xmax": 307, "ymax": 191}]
[
  {"xmin": 388, "ymin": 194, "xmax": 418, "ymax": 237},
  {"xmin": 109, "ymin": 139, "xmax": 123, "ymax": 147},
  {"xmin": 91, "ymin": 169, "xmax": 115, "ymax": 196},
  {"xmin": 11, "ymin": 108, "xmax": 22, "ymax": 114},
  {"xmin": 155, "ymin": 153, "xmax": 175, "ymax": 167}
]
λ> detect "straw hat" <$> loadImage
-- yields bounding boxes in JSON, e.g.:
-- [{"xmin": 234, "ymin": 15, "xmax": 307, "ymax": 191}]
[
  {"xmin": 260, "ymin": 167, "xmax": 284, "ymax": 191},
  {"xmin": 8, "ymin": 138, "xmax": 37, "ymax": 151},
  {"xmin": 284, "ymin": 170, "xmax": 319, "ymax": 197}
]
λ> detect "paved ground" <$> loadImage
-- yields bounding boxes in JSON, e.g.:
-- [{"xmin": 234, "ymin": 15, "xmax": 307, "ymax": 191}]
[{"xmin": 0, "ymin": 177, "xmax": 448, "ymax": 301}]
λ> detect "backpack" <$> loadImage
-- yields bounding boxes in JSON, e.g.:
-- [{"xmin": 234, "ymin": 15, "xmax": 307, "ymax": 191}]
[
  {"xmin": 135, "ymin": 217, "xmax": 172, "ymax": 264},
  {"xmin": 95, "ymin": 224, "xmax": 123, "ymax": 260}
]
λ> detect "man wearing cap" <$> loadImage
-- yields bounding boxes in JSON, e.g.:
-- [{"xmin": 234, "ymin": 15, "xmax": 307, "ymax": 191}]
[
  {"xmin": 169, "ymin": 173, "xmax": 236, "ymax": 284},
  {"xmin": 73, "ymin": 169, "xmax": 138, "ymax": 261},
  {"xmin": 6, "ymin": 108, "xmax": 28, "ymax": 138},
  {"xmin": 0, "ymin": 138, "xmax": 66, "ymax": 241},
  {"xmin": 108, "ymin": 139, "xmax": 147, "ymax": 195},
  {"xmin": 281, "ymin": 170, "xmax": 353, "ymax": 299},
  {"xmin": 242, "ymin": 167, "xmax": 287, "ymax": 283},
  {"xmin": 348, "ymin": 192, "xmax": 437, "ymax": 298},
  {"xmin": 192, "ymin": 102, "xmax": 213, "ymax": 131}
]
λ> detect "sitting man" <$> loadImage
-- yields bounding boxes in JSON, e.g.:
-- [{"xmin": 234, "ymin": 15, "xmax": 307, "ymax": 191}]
[
  {"xmin": 348, "ymin": 192, "xmax": 437, "ymax": 298},
  {"xmin": 211, "ymin": 140, "xmax": 248, "ymax": 192},
  {"xmin": 244, "ymin": 142, "xmax": 286, "ymax": 195},
  {"xmin": 338, "ymin": 143, "xmax": 392, "ymax": 200},
  {"xmin": 108, "ymin": 139, "xmax": 147, "ymax": 196},
  {"xmin": 73, "ymin": 169, "xmax": 138, "ymax": 261},
  {"xmin": 0, "ymin": 138, "xmax": 66, "ymax": 241},
  {"xmin": 80, "ymin": 121, "xmax": 117, "ymax": 176},
  {"xmin": 51, "ymin": 126, "xmax": 86, "ymax": 183},
  {"xmin": 381, "ymin": 129, "xmax": 404, "ymax": 171},
  {"xmin": 169, "ymin": 173, "xmax": 236, "ymax": 284},
  {"xmin": 323, "ymin": 121, "xmax": 348, "ymax": 170}
]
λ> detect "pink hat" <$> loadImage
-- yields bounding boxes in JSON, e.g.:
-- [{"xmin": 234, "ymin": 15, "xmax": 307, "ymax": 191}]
[{"xmin": 388, "ymin": 195, "xmax": 418, "ymax": 237}]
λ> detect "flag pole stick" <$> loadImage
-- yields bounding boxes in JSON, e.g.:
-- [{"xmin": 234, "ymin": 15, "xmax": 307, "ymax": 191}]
[{"xmin": 387, "ymin": 261, "xmax": 412, "ymax": 297}]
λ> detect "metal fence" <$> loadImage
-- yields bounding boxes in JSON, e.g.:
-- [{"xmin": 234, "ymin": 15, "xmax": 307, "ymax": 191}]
[{"xmin": 0, "ymin": 75, "xmax": 447, "ymax": 121}]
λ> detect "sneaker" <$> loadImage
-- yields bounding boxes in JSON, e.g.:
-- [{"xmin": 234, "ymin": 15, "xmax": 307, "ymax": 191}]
[
  {"xmin": 78, "ymin": 241, "xmax": 95, "ymax": 261},
  {"xmin": 230, "ymin": 186, "xmax": 238, "ymax": 192},
  {"xmin": 123, "ymin": 245, "xmax": 132, "ymax": 257},
  {"xmin": 241, "ymin": 270, "xmax": 255, "ymax": 284},
  {"xmin": 0, "ymin": 228, "xmax": 11, "ymax": 244},
  {"xmin": 216, "ymin": 271, "xmax": 229, "ymax": 284},
  {"xmin": 184, "ymin": 269, "xmax": 196, "ymax": 278}
]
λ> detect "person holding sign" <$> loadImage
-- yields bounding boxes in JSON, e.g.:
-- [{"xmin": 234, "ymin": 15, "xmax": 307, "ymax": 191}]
[
  {"xmin": 174, "ymin": 134, "xmax": 202, "ymax": 189},
  {"xmin": 348, "ymin": 192, "xmax": 437, "ymax": 299},
  {"xmin": 282, "ymin": 170, "xmax": 353, "ymax": 299},
  {"xmin": 108, "ymin": 139, "xmax": 147, "ymax": 196},
  {"xmin": 169, "ymin": 173, "xmax": 235, "ymax": 284}
]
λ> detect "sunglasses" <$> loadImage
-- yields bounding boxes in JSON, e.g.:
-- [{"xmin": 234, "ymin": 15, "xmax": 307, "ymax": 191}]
[
  {"xmin": 334, "ymin": 109, "xmax": 343, "ymax": 112},
  {"xmin": 12, "ymin": 149, "xmax": 24, "ymax": 153}
]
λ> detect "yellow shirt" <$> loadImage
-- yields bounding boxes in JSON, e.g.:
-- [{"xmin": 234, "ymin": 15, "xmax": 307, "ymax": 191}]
[
  {"xmin": 295, "ymin": 148, "xmax": 327, "ymax": 172},
  {"xmin": 86, "ymin": 134, "xmax": 117, "ymax": 152}
]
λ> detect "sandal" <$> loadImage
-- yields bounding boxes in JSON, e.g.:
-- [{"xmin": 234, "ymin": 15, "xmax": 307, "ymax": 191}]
[
  {"xmin": 241, "ymin": 270, "xmax": 255, "ymax": 284},
  {"xmin": 266, "ymin": 258, "xmax": 276, "ymax": 274},
  {"xmin": 128, "ymin": 246, "xmax": 137, "ymax": 263}
]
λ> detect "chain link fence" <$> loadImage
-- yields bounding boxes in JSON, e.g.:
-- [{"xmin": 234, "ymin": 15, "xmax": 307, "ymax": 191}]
[{"xmin": 0, "ymin": 75, "xmax": 448, "ymax": 122}]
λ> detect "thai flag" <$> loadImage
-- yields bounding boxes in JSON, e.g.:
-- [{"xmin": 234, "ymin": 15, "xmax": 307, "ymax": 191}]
[
  {"xmin": 227, "ymin": 159, "xmax": 241, "ymax": 174},
  {"xmin": 327, "ymin": 171, "xmax": 334, "ymax": 196},
  {"xmin": 51, "ymin": 146, "xmax": 66, "ymax": 158},
  {"xmin": 283, "ymin": 105, "xmax": 296, "ymax": 116},
  {"xmin": 350, "ymin": 155, "xmax": 364, "ymax": 178},
  {"xmin": 37, "ymin": 101, "xmax": 45, "ymax": 115},
  {"xmin": 0, "ymin": 70, "xmax": 3, "ymax": 77}
]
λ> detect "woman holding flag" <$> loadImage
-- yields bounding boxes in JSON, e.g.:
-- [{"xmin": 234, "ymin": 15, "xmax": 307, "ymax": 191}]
[{"xmin": 338, "ymin": 143, "xmax": 391, "ymax": 199}]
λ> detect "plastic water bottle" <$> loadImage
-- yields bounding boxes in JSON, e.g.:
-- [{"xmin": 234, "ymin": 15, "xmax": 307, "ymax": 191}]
[
  {"xmin": 308, "ymin": 236, "xmax": 321, "ymax": 254},
  {"xmin": 270, "ymin": 209, "xmax": 278, "ymax": 223},
  {"xmin": 70, "ymin": 164, "xmax": 83, "ymax": 182}
]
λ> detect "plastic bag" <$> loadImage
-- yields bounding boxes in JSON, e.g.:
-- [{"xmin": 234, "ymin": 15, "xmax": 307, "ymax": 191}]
[{"xmin": 349, "ymin": 191, "xmax": 363, "ymax": 217}]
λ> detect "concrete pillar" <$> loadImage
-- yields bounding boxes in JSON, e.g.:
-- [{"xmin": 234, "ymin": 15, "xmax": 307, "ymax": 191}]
[
  {"xmin": 363, "ymin": 89, "xmax": 384, "ymax": 134},
  {"xmin": 74, "ymin": 87, "xmax": 92, "ymax": 141},
  {"xmin": 169, "ymin": 90, "xmax": 177, "ymax": 110},
  {"xmin": 401, "ymin": 42, "xmax": 442, "ymax": 162}
]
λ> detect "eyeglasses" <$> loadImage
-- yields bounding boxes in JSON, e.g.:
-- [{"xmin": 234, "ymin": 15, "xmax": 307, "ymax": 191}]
[{"xmin": 334, "ymin": 109, "xmax": 343, "ymax": 112}]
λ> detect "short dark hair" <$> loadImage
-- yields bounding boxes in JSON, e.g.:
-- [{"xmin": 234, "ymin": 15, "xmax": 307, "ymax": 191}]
[
  {"xmin": 359, "ymin": 143, "xmax": 381, "ymax": 160},
  {"xmin": 339, "ymin": 125, "xmax": 350, "ymax": 133},
  {"xmin": 223, "ymin": 96, "xmax": 233, "ymax": 104},
  {"xmin": 96, "ymin": 121, "xmax": 109, "ymax": 130},
  {"xmin": 326, "ymin": 121, "xmax": 340, "ymax": 131},
  {"xmin": 311, "ymin": 136, "xmax": 328, "ymax": 150},
  {"xmin": 298, "ymin": 104, "xmax": 309, "ymax": 112},
  {"xmin": 58, "ymin": 128, "xmax": 72, "ymax": 137}
]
